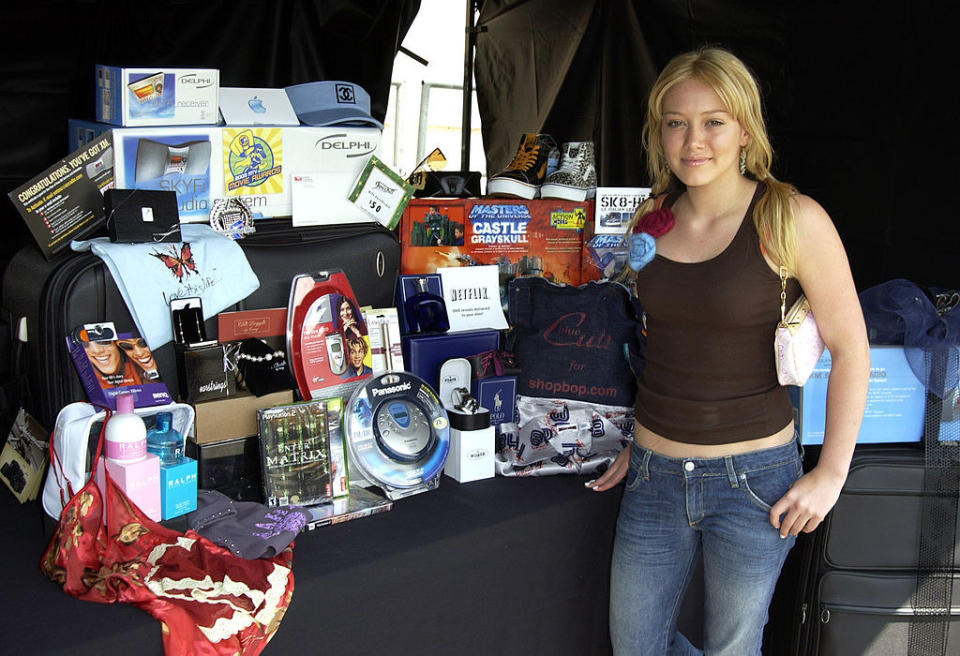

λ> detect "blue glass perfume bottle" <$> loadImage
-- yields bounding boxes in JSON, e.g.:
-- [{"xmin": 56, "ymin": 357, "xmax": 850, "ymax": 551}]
[
  {"xmin": 405, "ymin": 277, "xmax": 450, "ymax": 334},
  {"xmin": 146, "ymin": 411, "xmax": 184, "ymax": 466}
]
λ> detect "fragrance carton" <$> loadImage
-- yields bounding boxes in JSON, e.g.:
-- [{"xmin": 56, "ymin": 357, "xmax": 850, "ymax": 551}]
[
  {"xmin": 96, "ymin": 66, "xmax": 220, "ymax": 126},
  {"xmin": 160, "ymin": 457, "xmax": 198, "ymax": 520},
  {"xmin": 96, "ymin": 454, "xmax": 162, "ymax": 522}
]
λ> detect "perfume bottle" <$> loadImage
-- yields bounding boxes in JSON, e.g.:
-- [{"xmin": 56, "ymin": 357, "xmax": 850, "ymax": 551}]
[
  {"xmin": 146, "ymin": 411, "xmax": 183, "ymax": 466},
  {"xmin": 105, "ymin": 392, "xmax": 146, "ymax": 464},
  {"xmin": 405, "ymin": 278, "xmax": 450, "ymax": 334}
]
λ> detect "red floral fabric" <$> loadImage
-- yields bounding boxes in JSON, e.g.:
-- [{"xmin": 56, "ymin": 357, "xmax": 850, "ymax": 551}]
[{"xmin": 41, "ymin": 427, "xmax": 294, "ymax": 656}]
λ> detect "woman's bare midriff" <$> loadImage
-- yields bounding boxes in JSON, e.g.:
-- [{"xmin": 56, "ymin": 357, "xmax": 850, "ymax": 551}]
[{"xmin": 634, "ymin": 420, "xmax": 795, "ymax": 458}]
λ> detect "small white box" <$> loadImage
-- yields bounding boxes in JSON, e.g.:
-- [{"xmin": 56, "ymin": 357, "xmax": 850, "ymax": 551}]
[
  {"xmin": 444, "ymin": 409, "xmax": 495, "ymax": 483},
  {"xmin": 97, "ymin": 66, "xmax": 220, "ymax": 126}
]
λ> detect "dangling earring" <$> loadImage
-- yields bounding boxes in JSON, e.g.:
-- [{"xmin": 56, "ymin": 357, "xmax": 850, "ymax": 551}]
[{"xmin": 739, "ymin": 149, "xmax": 747, "ymax": 176}]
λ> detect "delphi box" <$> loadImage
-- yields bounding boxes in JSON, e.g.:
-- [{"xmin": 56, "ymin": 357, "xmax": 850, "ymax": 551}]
[
  {"xmin": 96, "ymin": 66, "xmax": 220, "ymax": 126},
  {"xmin": 400, "ymin": 198, "xmax": 589, "ymax": 286},
  {"xmin": 790, "ymin": 345, "xmax": 933, "ymax": 445},
  {"xmin": 111, "ymin": 126, "xmax": 380, "ymax": 221}
]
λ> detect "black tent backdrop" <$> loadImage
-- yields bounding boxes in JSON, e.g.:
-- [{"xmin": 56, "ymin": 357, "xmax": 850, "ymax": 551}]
[
  {"xmin": 0, "ymin": 1, "xmax": 954, "ymax": 291},
  {"xmin": 475, "ymin": 0, "xmax": 956, "ymax": 291}
]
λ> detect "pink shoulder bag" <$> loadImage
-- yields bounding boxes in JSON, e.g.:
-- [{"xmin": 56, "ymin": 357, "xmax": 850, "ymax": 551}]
[{"xmin": 774, "ymin": 267, "xmax": 825, "ymax": 386}]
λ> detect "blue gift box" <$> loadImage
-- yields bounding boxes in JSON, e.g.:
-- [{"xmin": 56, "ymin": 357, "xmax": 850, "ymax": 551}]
[
  {"xmin": 160, "ymin": 457, "xmax": 198, "ymax": 520},
  {"xmin": 472, "ymin": 376, "xmax": 517, "ymax": 426},
  {"xmin": 789, "ymin": 345, "xmax": 952, "ymax": 445},
  {"xmin": 402, "ymin": 329, "xmax": 499, "ymax": 392}
]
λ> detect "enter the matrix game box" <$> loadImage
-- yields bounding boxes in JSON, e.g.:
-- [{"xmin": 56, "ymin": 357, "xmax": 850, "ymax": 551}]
[{"xmin": 400, "ymin": 198, "xmax": 591, "ymax": 286}]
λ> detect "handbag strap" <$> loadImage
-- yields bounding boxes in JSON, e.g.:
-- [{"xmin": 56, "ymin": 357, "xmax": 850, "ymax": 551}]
[{"xmin": 779, "ymin": 266, "xmax": 789, "ymax": 327}]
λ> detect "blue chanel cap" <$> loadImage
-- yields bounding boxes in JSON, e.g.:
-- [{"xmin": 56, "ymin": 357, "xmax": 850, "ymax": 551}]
[{"xmin": 284, "ymin": 80, "xmax": 384, "ymax": 129}]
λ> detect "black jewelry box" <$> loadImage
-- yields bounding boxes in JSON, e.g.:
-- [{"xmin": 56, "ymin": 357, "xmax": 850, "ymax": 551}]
[
  {"xmin": 186, "ymin": 435, "xmax": 263, "ymax": 503},
  {"xmin": 175, "ymin": 342, "xmax": 237, "ymax": 403}
]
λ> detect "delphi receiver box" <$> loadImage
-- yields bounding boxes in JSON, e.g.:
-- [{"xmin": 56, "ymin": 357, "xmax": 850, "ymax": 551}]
[{"xmin": 96, "ymin": 66, "xmax": 220, "ymax": 126}]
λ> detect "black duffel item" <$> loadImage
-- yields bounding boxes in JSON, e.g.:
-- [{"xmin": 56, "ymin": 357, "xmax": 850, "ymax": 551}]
[
  {"xmin": 1, "ymin": 219, "xmax": 399, "ymax": 429},
  {"xmin": 410, "ymin": 170, "xmax": 482, "ymax": 199},
  {"xmin": 104, "ymin": 189, "xmax": 182, "ymax": 243},
  {"xmin": 791, "ymin": 445, "xmax": 960, "ymax": 656}
]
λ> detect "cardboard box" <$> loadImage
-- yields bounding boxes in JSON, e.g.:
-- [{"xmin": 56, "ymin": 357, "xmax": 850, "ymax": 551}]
[
  {"xmin": 96, "ymin": 66, "xmax": 220, "ymax": 126},
  {"xmin": 160, "ymin": 457, "xmax": 198, "ymax": 520},
  {"xmin": 445, "ymin": 421, "xmax": 495, "ymax": 483},
  {"xmin": 790, "ymin": 345, "xmax": 933, "ymax": 445},
  {"xmin": 193, "ymin": 390, "xmax": 294, "ymax": 444},
  {"xmin": 400, "ymin": 198, "xmax": 589, "ymax": 286},
  {"xmin": 111, "ymin": 125, "xmax": 380, "ymax": 221}
]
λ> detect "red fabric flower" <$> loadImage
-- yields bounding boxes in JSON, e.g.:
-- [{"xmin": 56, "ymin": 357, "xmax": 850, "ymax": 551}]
[{"xmin": 632, "ymin": 207, "xmax": 675, "ymax": 239}]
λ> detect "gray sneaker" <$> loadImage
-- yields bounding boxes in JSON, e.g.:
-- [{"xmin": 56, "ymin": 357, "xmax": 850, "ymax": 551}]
[{"xmin": 540, "ymin": 141, "xmax": 597, "ymax": 201}]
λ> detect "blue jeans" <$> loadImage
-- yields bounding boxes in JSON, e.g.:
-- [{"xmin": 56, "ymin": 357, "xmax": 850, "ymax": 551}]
[{"xmin": 609, "ymin": 438, "xmax": 803, "ymax": 656}]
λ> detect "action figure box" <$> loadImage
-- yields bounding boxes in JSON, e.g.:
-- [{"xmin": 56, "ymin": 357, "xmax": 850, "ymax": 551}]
[{"xmin": 400, "ymin": 198, "xmax": 590, "ymax": 287}]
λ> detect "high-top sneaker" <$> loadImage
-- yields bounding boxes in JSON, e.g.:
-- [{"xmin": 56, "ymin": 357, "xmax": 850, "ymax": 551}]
[
  {"xmin": 540, "ymin": 141, "xmax": 597, "ymax": 201},
  {"xmin": 486, "ymin": 133, "xmax": 558, "ymax": 199}
]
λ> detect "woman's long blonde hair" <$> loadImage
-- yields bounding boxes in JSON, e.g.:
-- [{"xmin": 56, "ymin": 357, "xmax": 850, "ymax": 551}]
[{"xmin": 626, "ymin": 47, "xmax": 799, "ymax": 273}]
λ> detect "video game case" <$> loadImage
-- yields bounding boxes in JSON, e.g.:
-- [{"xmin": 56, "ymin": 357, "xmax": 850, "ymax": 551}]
[
  {"xmin": 305, "ymin": 486, "xmax": 393, "ymax": 530},
  {"xmin": 258, "ymin": 401, "xmax": 333, "ymax": 507}
]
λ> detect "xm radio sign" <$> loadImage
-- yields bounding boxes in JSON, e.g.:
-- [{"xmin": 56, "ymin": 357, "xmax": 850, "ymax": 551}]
[{"xmin": 467, "ymin": 203, "xmax": 530, "ymax": 244}]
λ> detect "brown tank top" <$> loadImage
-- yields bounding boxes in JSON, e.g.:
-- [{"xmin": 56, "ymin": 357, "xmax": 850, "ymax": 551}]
[{"xmin": 633, "ymin": 184, "xmax": 802, "ymax": 444}]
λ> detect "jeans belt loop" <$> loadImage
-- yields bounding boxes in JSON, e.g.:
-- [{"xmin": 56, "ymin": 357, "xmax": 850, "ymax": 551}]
[
  {"xmin": 724, "ymin": 455, "xmax": 739, "ymax": 488},
  {"xmin": 640, "ymin": 449, "xmax": 652, "ymax": 481}
]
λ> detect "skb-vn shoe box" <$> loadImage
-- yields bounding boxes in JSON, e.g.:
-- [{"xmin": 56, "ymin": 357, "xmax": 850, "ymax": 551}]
[
  {"xmin": 96, "ymin": 66, "xmax": 220, "ymax": 127},
  {"xmin": 400, "ymin": 198, "xmax": 590, "ymax": 286}
]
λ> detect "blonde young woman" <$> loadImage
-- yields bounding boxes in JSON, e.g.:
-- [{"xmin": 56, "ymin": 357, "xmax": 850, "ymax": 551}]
[{"xmin": 586, "ymin": 48, "xmax": 870, "ymax": 655}]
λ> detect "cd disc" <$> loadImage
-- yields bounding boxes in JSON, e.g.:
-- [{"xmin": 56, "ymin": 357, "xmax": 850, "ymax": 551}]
[{"xmin": 346, "ymin": 372, "xmax": 450, "ymax": 489}]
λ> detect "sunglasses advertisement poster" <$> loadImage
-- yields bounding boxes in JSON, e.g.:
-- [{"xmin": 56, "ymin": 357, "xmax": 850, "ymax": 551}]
[
  {"xmin": 66, "ymin": 322, "xmax": 173, "ymax": 410},
  {"xmin": 399, "ymin": 198, "xmax": 590, "ymax": 288},
  {"xmin": 287, "ymin": 271, "xmax": 373, "ymax": 402}
]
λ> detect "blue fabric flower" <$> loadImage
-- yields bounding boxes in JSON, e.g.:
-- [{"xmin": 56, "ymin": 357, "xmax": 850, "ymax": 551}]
[{"xmin": 628, "ymin": 232, "xmax": 656, "ymax": 271}]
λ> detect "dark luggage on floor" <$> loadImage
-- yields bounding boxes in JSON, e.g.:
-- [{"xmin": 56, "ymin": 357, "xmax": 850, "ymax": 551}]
[
  {"xmin": 793, "ymin": 444, "xmax": 960, "ymax": 656},
  {"xmin": 1, "ymin": 220, "xmax": 399, "ymax": 430}
]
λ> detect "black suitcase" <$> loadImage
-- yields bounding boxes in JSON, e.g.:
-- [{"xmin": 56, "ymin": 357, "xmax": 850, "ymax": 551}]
[
  {"xmin": 1, "ymin": 219, "xmax": 400, "ymax": 430},
  {"xmin": 793, "ymin": 444, "xmax": 960, "ymax": 656}
]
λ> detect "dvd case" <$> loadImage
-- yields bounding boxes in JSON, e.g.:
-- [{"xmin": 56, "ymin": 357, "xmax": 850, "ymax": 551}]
[
  {"xmin": 305, "ymin": 486, "xmax": 393, "ymax": 530},
  {"xmin": 258, "ymin": 401, "xmax": 333, "ymax": 507}
]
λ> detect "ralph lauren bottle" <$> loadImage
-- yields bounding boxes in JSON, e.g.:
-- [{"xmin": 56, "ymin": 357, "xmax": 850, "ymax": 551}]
[
  {"xmin": 405, "ymin": 277, "xmax": 450, "ymax": 334},
  {"xmin": 146, "ymin": 411, "xmax": 183, "ymax": 466}
]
